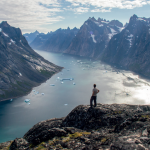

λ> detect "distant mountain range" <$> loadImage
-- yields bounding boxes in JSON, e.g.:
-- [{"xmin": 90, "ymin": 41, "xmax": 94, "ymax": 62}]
[
  {"xmin": 25, "ymin": 14, "xmax": 150, "ymax": 78},
  {"xmin": 0, "ymin": 21, "xmax": 62, "ymax": 101},
  {"xmin": 23, "ymin": 30, "xmax": 44, "ymax": 44},
  {"xmin": 64, "ymin": 17, "xmax": 124, "ymax": 58},
  {"xmin": 29, "ymin": 27, "xmax": 79, "ymax": 52}
]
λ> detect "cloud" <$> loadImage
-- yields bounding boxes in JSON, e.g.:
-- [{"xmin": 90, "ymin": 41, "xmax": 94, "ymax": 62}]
[
  {"xmin": 91, "ymin": 8, "xmax": 111, "ymax": 12},
  {"xmin": 66, "ymin": 0, "xmax": 149, "ymax": 11},
  {"xmin": 0, "ymin": 0, "xmax": 150, "ymax": 33},
  {"xmin": 73, "ymin": 7, "xmax": 89, "ymax": 14},
  {"xmin": 0, "ymin": 0, "xmax": 64, "ymax": 33}
]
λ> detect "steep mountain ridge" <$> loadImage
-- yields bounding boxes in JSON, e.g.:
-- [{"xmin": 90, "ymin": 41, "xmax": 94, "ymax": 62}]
[
  {"xmin": 30, "ymin": 27, "xmax": 79, "ymax": 52},
  {"xmin": 101, "ymin": 14, "xmax": 150, "ymax": 77},
  {"xmin": 0, "ymin": 21, "xmax": 62, "ymax": 101},
  {"xmin": 64, "ymin": 17, "xmax": 124, "ymax": 58}
]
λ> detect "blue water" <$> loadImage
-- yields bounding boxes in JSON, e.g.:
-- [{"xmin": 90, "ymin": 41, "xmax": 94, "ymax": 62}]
[{"xmin": 0, "ymin": 50, "xmax": 150, "ymax": 143}]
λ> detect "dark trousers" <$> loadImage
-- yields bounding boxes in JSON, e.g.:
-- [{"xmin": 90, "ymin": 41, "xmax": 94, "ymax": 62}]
[{"xmin": 90, "ymin": 96, "xmax": 97, "ymax": 107}]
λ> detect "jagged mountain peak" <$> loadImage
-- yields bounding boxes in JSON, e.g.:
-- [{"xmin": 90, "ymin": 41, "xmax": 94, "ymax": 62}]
[
  {"xmin": 129, "ymin": 14, "xmax": 138, "ymax": 24},
  {"xmin": 34, "ymin": 30, "xmax": 39, "ymax": 34},
  {"xmin": 109, "ymin": 20, "xmax": 123, "ymax": 27},
  {"xmin": 67, "ymin": 27, "xmax": 70, "ymax": 30},
  {"xmin": 0, "ymin": 21, "xmax": 10, "ymax": 27},
  {"xmin": 88, "ymin": 17, "xmax": 96, "ymax": 22},
  {"xmin": 98, "ymin": 17, "xmax": 103, "ymax": 22}
]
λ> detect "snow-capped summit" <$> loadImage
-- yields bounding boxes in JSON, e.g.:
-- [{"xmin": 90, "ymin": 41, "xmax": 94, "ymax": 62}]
[
  {"xmin": 102, "ymin": 14, "xmax": 150, "ymax": 78},
  {"xmin": 64, "ymin": 17, "xmax": 123, "ymax": 58}
]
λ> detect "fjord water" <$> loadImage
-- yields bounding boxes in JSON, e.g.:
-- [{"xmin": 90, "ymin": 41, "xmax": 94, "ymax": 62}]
[{"xmin": 1, "ymin": 50, "xmax": 150, "ymax": 143}]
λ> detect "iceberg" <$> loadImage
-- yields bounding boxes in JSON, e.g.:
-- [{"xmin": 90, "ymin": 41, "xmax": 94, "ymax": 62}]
[
  {"xmin": 41, "ymin": 93, "xmax": 44, "ymax": 95},
  {"xmin": 25, "ymin": 99, "xmax": 30, "ymax": 103},
  {"xmin": 27, "ymin": 103, "xmax": 30, "ymax": 105},
  {"xmin": 73, "ymin": 82, "xmax": 76, "ymax": 85},
  {"xmin": 50, "ymin": 84, "xmax": 55, "ymax": 86},
  {"xmin": 61, "ymin": 82, "xmax": 64, "ymax": 84},
  {"xmin": 32, "ymin": 90, "xmax": 36, "ymax": 92},
  {"xmin": 60, "ymin": 78, "xmax": 74, "ymax": 81},
  {"xmin": 64, "ymin": 104, "xmax": 68, "ymax": 106}
]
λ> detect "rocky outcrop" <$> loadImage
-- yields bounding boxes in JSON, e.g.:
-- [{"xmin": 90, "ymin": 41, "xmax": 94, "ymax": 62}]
[
  {"xmin": 101, "ymin": 14, "xmax": 150, "ymax": 78},
  {"xmin": 1, "ymin": 103, "xmax": 150, "ymax": 149},
  {"xmin": 0, "ymin": 21, "xmax": 62, "ymax": 101}
]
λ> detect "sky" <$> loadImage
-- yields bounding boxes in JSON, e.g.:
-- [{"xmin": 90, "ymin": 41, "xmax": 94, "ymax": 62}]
[{"xmin": 0, "ymin": 0, "xmax": 150, "ymax": 34}]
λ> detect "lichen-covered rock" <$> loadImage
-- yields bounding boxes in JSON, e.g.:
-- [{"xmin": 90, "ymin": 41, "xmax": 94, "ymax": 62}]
[
  {"xmin": 24, "ymin": 118, "xmax": 64, "ymax": 145},
  {"xmin": 6, "ymin": 103, "xmax": 150, "ymax": 149},
  {"xmin": 9, "ymin": 138, "xmax": 29, "ymax": 150}
]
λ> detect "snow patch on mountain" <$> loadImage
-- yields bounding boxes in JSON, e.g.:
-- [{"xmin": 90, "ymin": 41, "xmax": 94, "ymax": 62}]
[
  {"xmin": 137, "ymin": 18, "xmax": 146, "ymax": 22},
  {"xmin": 10, "ymin": 39, "xmax": 15, "ymax": 44},
  {"xmin": 127, "ymin": 34, "xmax": 133, "ymax": 48},
  {"xmin": 101, "ymin": 21, "xmax": 109, "ymax": 24},
  {"xmin": 91, "ymin": 34, "xmax": 97, "ymax": 43},
  {"xmin": 3, "ymin": 32, "xmax": 9, "ymax": 37},
  {"xmin": 99, "ymin": 24, "xmax": 103, "ymax": 27},
  {"xmin": 94, "ymin": 21, "xmax": 99, "ymax": 25},
  {"xmin": 117, "ymin": 26, "xmax": 125, "ymax": 32},
  {"xmin": 108, "ymin": 28, "xmax": 118, "ymax": 39}
]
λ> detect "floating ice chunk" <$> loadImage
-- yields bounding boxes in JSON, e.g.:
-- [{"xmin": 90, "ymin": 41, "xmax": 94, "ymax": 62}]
[
  {"xmin": 10, "ymin": 99, "xmax": 13, "ymax": 101},
  {"xmin": 61, "ymin": 78, "xmax": 74, "ymax": 81},
  {"xmin": 25, "ymin": 99, "xmax": 30, "ymax": 103},
  {"xmin": 64, "ymin": 104, "xmax": 68, "ymax": 106},
  {"xmin": 57, "ymin": 77, "xmax": 60, "ymax": 79},
  {"xmin": 3, "ymin": 32, "xmax": 9, "ymax": 37},
  {"xmin": 32, "ymin": 90, "xmax": 36, "ymax": 92},
  {"xmin": 27, "ymin": 103, "xmax": 30, "ymax": 105},
  {"xmin": 41, "ymin": 93, "xmax": 44, "ymax": 95},
  {"xmin": 73, "ymin": 82, "xmax": 76, "ymax": 85},
  {"xmin": 50, "ymin": 84, "xmax": 55, "ymax": 86},
  {"xmin": 36, "ymin": 91, "xmax": 39, "ymax": 94},
  {"xmin": 61, "ymin": 82, "xmax": 64, "ymax": 84},
  {"xmin": 0, "ymin": 28, "xmax": 2, "ymax": 32}
]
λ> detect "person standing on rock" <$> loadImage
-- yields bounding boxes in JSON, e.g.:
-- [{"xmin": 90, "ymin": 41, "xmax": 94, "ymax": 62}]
[{"xmin": 90, "ymin": 84, "xmax": 99, "ymax": 107}]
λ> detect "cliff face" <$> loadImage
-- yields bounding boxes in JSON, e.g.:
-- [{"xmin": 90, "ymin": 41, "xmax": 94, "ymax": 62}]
[
  {"xmin": 101, "ymin": 15, "xmax": 150, "ymax": 77},
  {"xmin": 30, "ymin": 27, "xmax": 79, "ymax": 52},
  {"xmin": 64, "ymin": 17, "xmax": 123, "ymax": 58},
  {"xmin": 2, "ymin": 103, "xmax": 150, "ymax": 150},
  {"xmin": 0, "ymin": 21, "xmax": 62, "ymax": 101}
]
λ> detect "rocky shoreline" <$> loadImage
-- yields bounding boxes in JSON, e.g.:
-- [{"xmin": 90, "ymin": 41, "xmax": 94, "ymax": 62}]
[{"xmin": 1, "ymin": 103, "xmax": 150, "ymax": 150}]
